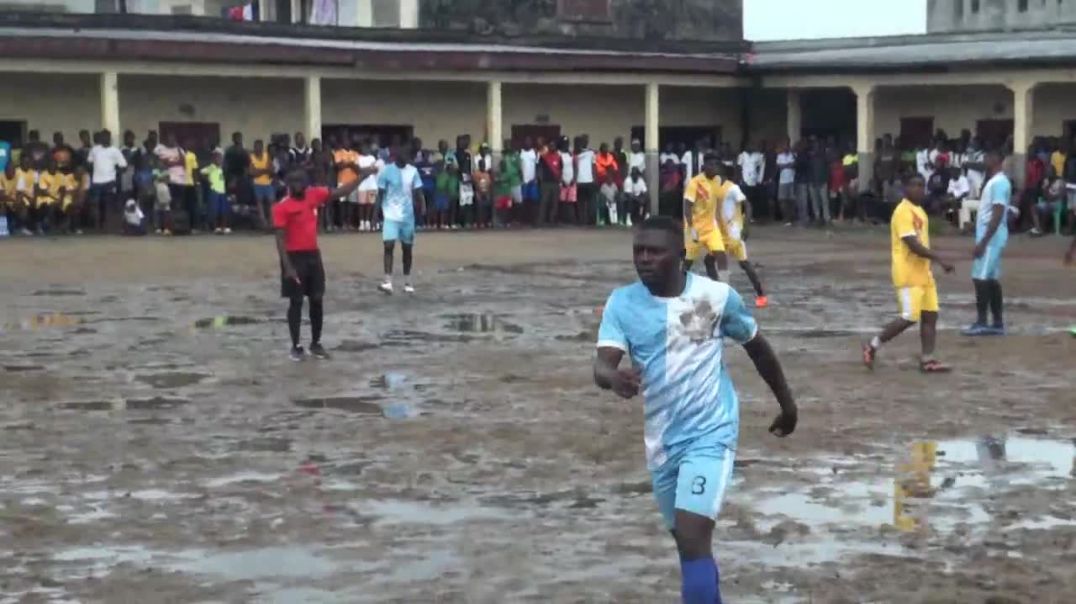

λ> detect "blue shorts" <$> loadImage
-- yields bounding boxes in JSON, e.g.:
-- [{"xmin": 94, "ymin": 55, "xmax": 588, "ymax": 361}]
[
  {"xmin": 972, "ymin": 231, "xmax": 1008, "ymax": 280},
  {"xmin": 383, "ymin": 219, "xmax": 415, "ymax": 244},
  {"xmin": 253, "ymin": 184, "xmax": 276, "ymax": 203},
  {"xmin": 522, "ymin": 181, "xmax": 539, "ymax": 202},
  {"xmin": 434, "ymin": 193, "xmax": 451, "ymax": 212},
  {"xmin": 208, "ymin": 191, "xmax": 230, "ymax": 217},
  {"xmin": 650, "ymin": 439, "xmax": 736, "ymax": 531}
]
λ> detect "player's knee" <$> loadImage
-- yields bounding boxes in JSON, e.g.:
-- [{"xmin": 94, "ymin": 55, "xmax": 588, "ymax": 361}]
[
  {"xmin": 308, "ymin": 295, "xmax": 323, "ymax": 305},
  {"xmin": 382, "ymin": 241, "xmax": 395, "ymax": 252}
]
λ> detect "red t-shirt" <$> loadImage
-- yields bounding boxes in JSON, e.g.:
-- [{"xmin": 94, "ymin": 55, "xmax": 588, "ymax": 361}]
[{"xmin": 272, "ymin": 186, "xmax": 330, "ymax": 252}]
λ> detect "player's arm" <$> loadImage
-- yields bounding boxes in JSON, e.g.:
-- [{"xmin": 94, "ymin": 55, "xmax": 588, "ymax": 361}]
[
  {"xmin": 326, "ymin": 174, "xmax": 363, "ymax": 200},
  {"xmin": 902, "ymin": 235, "xmax": 954, "ymax": 273},
  {"xmin": 274, "ymin": 229, "xmax": 298, "ymax": 284},
  {"xmin": 413, "ymin": 173, "xmax": 427, "ymax": 217},
  {"xmin": 742, "ymin": 334, "xmax": 797, "ymax": 437},
  {"xmin": 593, "ymin": 347, "xmax": 640, "ymax": 399}
]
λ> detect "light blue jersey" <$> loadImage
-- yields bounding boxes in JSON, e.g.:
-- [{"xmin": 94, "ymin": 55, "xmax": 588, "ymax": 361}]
[
  {"xmin": 377, "ymin": 163, "xmax": 422, "ymax": 224},
  {"xmin": 597, "ymin": 273, "xmax": 758, "ymax": 470},
  {"xmin": 976, "ymin": 172, "xmax": 1011, "ymax": 242}
]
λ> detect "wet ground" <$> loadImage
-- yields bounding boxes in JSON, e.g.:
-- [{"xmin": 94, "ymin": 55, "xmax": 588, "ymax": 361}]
[{"xmin": 0, "ymin": 227, "xmax": 1074, "ymax": 603}]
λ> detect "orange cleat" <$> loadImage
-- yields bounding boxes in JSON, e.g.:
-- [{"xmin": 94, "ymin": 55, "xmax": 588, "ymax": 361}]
[{"xmin": 755, "ymin": 296, "xmax": 769, "ymax": 309}]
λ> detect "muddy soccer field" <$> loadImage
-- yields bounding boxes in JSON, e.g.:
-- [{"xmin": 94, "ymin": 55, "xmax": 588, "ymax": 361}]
[{"xmin": 1, "ymin": 228, "xmax": 1073, "ymax": 603}]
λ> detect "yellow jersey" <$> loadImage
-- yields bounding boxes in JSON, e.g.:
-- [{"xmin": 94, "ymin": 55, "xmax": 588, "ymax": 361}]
[
  {"xmin": 890, "ymin": 199, "xmax": 933, "ymax": 287},
  {"xmin": 0, "ymin": 172, "xmax": 14, "ymax": 201},
  {"xmin": 184, "ymin": 151, "xmax": 199, "ymax": 186},
  {"xmin": 15, "ymin": 168, "xmax": 38, "ymax": 196},
  {"xmin": 684, "ymin": 173, "xmax": 724, "ymax": 233},
  {"xmin": 251, "ymin": 151, "xmax": 273, "ymax": 186},
  {"xmin": 38, "ymin": 171, "xmax": 75, "ymax": 201}
]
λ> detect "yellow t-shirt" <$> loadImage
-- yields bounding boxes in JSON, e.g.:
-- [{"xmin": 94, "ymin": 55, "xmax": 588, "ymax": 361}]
[
  {"xmin": 15, "ymin": 168, "xmax": 38, "ymax": 196},
  {"xmin": 1050, "ymin": 151, "xmax": 1066, "ymax": 178},
  {"xmin": 890, "ymin": 199, "xmax": 933, "ymax": 288},
  {"xmin": 38, "ymin": 171, "xmax": 75, "ymax": 202},
  {"xmin": 184, "ymin": 151, "xmax": 199, "ymax": 186},
  {"xmin": 250, "ymin": 151, "xmax": 273, "ymax": 186},
  {"xmin": 684, "ymin": 173, "xmax": 723, "ymax": 233},
  {"xmin": 0, "ymin": 173, "xmax": 15, "ymax": 202}
]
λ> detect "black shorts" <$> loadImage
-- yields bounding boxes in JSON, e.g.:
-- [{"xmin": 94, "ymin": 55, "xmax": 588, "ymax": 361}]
[{"xmin": 281, "ymin": 250, "xmax": 325, "ymax": 299}]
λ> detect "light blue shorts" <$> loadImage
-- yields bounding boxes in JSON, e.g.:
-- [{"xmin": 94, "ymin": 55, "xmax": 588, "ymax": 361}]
[
  {"xmin": 651, "ymin": 440, "xmax": 736, "ymax": 531},
  {"xmin": 972, "ymin": 231, "xmax": 1008, "ymax": 281},
  {"xmin": 382, "ymin": 219, "xmax": 415, "ymax": 244}
]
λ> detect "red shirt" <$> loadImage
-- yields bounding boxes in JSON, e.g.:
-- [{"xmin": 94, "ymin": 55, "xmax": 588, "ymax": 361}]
[{"xmin": 272, "ymin": 186, "xmax": 330, "ymax": 252}]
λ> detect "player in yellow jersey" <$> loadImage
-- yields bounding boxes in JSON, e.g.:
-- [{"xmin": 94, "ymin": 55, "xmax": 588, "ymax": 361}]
[
  {"xmin": 716, "ymin": 164, "xmax": 768, "ymax": 308},
  {"xmin": 683, "ymin": 153, "xmax": 729, "ymax": 281},
  {"xmin": 863, "ymin": 174, "xmax": 955, "ymax": 373},
  {"xmin": 37, "ymin": 160, "xmax": 76, "ymax": 233}
]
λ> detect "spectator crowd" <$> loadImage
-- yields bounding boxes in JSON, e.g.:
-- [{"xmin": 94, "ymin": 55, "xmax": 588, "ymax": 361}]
[{"xmin": 0, "ymin": 125, "xmax": 1072, "ymax": 237}]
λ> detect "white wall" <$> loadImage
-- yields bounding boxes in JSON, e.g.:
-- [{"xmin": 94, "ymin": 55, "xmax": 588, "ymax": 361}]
[
  {"xmin": 503, "ymin": 83, "xmax": 642, "ymax": 147},
  {"xmin": 118, "ymin": 75, "xmax": 304, "ymax": 140},
  {"xmin": 661, "ymin": 86, "xmax": 744, "ymax": 145},
  {"xmin": 1031, "ymin": 83, "xmax": 1076, "ymax": 138},
  {"xmin": 0, "ymin": 73, "xmax": 100, "ymax": 142},
  {"xmin": 873, "ymin": 85, "xmax": 1011, "ymax": 139},
  {"xmin": 322, "ymin": 79, "xmax": 485, "ymax": 145}
]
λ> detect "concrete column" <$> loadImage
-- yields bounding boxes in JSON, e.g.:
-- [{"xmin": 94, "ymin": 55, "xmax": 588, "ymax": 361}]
[
  {"xmin": 1008, "ymin": 80, "xmax": 1035, "ymax": 188},
  {"xmin": 486, "ymin": 80, "xmax": 503, "ymax": 153},
  {"xmin": 356, "ymin": 0, "xmax": 373, "ymax": 27},
  {"xmin": 786, "ymin": 89, "xmax": 801, "ymax": 144},
  {"xmin": 399, "ymin": 0, "xmax": 419, "ymax": 28},
  {"xmin": 853, "ymin": 84, "xmax": 876, "ymax": 193},
  {"xmin": 100, "ymin": 71, "xmax": 120, "ymax": 136},
  {"xmin": 304, "ymin": 75, "xmax": 322, "ymax": 143},
  {"xmin": 645, "ymin": 82, "xmax": 660, "ymax": 216}
]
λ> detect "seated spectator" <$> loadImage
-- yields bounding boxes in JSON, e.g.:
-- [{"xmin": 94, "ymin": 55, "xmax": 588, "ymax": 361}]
[
  {"xmin": 1031, "ymin": 166, "xmax": 1065, "ymax": 236},
  {"xmin": 123, "ymin": 198, "xmax": 146, "ymax": 236},
  {"xmin": 36, "ymin": 159, "xmax": 76, "ymax": 234},
  {"xmin": 622, "ymin": 167, "xmax": 648, "ymax": 226},
  {"xmin": 944, "ymin": 166, "xmax": 970, "ymax": 225},
  {"xmin": 599, "ymin": 172, "xmax": 619, "ymax": 226}
]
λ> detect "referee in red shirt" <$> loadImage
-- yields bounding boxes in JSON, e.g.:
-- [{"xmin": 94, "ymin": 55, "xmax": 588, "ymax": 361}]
[{"xmin": 274, "ymin": 163, "xmax": 370, "ymax": 361}]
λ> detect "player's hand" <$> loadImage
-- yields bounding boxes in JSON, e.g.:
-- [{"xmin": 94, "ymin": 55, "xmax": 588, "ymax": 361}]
[
  {"xmin": 769, "ymin": 406, "xmax": 797, "ymax": 438},
  {"xmin": 610, "ymin": 367, "xmax": 641, "ymax": 399},
  {"xmin": 973, "ymin": 242, "xmax": 986, "ymax": 259},
  {"xmin": 284, "ymin": 267, "xmax": 301, "ymax": 285}
]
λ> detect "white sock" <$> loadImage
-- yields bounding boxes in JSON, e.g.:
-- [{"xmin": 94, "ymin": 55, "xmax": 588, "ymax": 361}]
[{"xmin": 870, "ymin": 336, "xmax": 882, "ymax": 350}]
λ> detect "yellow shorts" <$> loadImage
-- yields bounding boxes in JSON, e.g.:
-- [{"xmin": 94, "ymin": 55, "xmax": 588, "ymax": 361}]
[
  {"xmin": 720, "ymin": 222, "xmax": 747, "ymax": 261},
  {"xmin": 684, "ymin": 228, "xmax": 725, "ymax": 261},
  {"xmin": 896, "ymin": 283, "xmax": 939, "ymax": 322}
]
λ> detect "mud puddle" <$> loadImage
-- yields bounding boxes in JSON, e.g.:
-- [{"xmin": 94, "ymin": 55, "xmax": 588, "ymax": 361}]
[
  {"xmin": 194, "ymin": 315, "xmax": 264, "ymax": 329},
  {"xmin": 443, "ymin": 313, "xmax": 523, "ymax": 335},
  {"xmin": 134, "ymin": 372, "xmax": 210, "ymax": 389}
]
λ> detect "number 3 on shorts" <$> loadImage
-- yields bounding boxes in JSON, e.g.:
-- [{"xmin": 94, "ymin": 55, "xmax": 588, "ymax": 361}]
[{"xmin": 691, "ymin": 476, "xmax": 706, "ymax": 495}]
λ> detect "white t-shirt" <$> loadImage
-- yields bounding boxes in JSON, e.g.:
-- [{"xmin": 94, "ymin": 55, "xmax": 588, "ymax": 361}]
[
  {"xmin": 358, "ymin": 155, "xmax": 380, "ymax": 192},
  {"xmin": 947, "ymin": 175, "xmax": 970, "ymax": 199},
  {"xmin": 737, "ymin": 152, "xmax": 764, "ymax": 186},
  {"xmin": 154, "ymin": 145, "xmax": 186, "ymax": 186},
  {"xmin": 623, "ymin": 175, "xmax": 648, "ymax": 196},
  {"xmin": 576, "ymin": 149, "xmax": 596, "ymax": 184},
  {"xmin": 88, "ymin": 145, "xmax": 128, "ymax": 185},
  {"xmin": 520, "ymin": 149, "xmax": 538, "ymax": 183},
  {"xmin": 916, "ymin": 149, "xmax": 933, "ymax": 182},
  {"xmin": 965, "ymin": 149, "xmax": 985, "ymax": 196},
  {"xmin": 628, "ymin": 151, "xmax": 646, "ymax": 175},
  {"xmin": 776, "ymin": 152, "xmax": 796, "ymax": 185},
  {"xmin": 473, "ymin": 153, "xmax": 494, "ymax": 174},
  {"xmin": 722, "ymin": 183, "xmax": 747, "ymax": 226},
  {"xmin": 659, "ymin": 152, "xmax": 679, "ymax": 166},
  {"xmin": 560, "ymin": 151, "xmax": 575, "ymax": 185},
  {"xmin": 124, "ymin": 201, "xmax": 144, "ymax": 226},
  {"xmin": 681, "ymin": 151, "xmax": 695, "ymax": 181}
]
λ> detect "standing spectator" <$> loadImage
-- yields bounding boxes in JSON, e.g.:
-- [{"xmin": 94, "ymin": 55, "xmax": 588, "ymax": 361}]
[
  {"xmin": 87, "ymin": 129, "xmax": 127, "ymax": 232},
  {"xmin": 807, "ymin": 138, "xmax": 830, "ymax": 224},
  {"xmin": 250, "ymin": 139, "xmax": 276, "ymax": 230},
  {"xmin": 290, "ymin": 132, "xmax": 312, "ymax": 168},
  {"xmin": 916, "ymin": 143, "xmax": 934, "ymax": 184},
  {"xmin": 1023, "ymin": 145, "xmax": 1047, "ymax": 232},
  {"xmin": 557, "ymin": 137, "xmax": 577, "ymax": 225},
  {"xmin": 474, "ymin": 142, "xmax": 494, "ymax": 228},
  {"xmin": 183, "ymin": 139, "xmax": 201, "ymax": 231},
  {"xmin": 762, "ymin": 140, "xmax": 778, "ymax": 221},
  {"xmin": 74, "ymin": 130, "xmax": 93, "ymax": 172},
  {"xmin": 1050, "ymin": 138, "xmax": 1067, "ymax": 182},
  {"xmin": 201, "ymin": 150, "xmax": 231, "ymax": 234},
  {"xmin": 776, "ymin": 139, "xmax": 796, "ymax": 226},
  {"xmin": 493, "ymin": 156, "xmax": 513, "ymax": 228},
  {"xmin": 308, "ymin": 138, "xmax": 334, "ymax": 230},
  {"xmin": 875, "ymin": 134, "xmax": 898, "ymax": 200},
  {"xmin": 611, "ymin": 137, "xmax": 628, "ymax": 187},
  {"xmin": 153, "ymin": 164, "xmax": 173, "ymax": 235},
  {"xmin": 154, "ymin": 132, "xmax": 187, "ymax": 213},
  {"xmin": 575, "ymin": 135, "xmax": 597, "ymax": 226},
  {"xmin": 119, "ymin": 130, "xmax": 138, "ymax": 206},
  {"xmin": 414, "ymin": 144, "xmax": 436, "ymax": 229},
  {"xmin": 828, "ymin": 149, "xmax": 846, "ymax": 221},
  {"xmin": 520, "ymin": 136, "xmax": 539, "ymax": 223},
  {"xmin": 595, "ymin": 143, "xmax": 620, "ymax": 226},
  {"xmin": 659, "ymin": 156, "xmax": 683, "ymax": 219},
  {"xmin": 0, "ymin": 134, "xmax": 11, "ymax": 176},
  {"xmin": 945, "ymin": 166, "xmax": 971, "ymax": 226},
  {"xmin": 357, "ymin": 139, "xmax": 383, "ymax": 232},
  {"xmin": 841, "ymin": 143, "xmax": 861, "ymax": 222},
  {"xmin": 1032, "ymin": 166, "xmax": 1064, "ymax": 235},
  {"xmin": 964, "ymin": 136, "xmax": 986, "ymax": 198},
  {"xmin": 454, "ymin": 134, "xmax": 473, "ymax": 228},
  {"xmin": 433, "ymin": 151, "xmax": 458, "ymax": 229},
  {"xmin": 23, "ymin": 130, "xmax": 49, "ymax": 171},
  {"xmin": 224, "ymin": 132, "xmax": 250, "ymax": 218},
  {"xmin": 537, "ymin": 140, "xmax": 562, "ymax": 226},
  {"xmin": 628, "ymin": 138, "xmax": 646, "ymax": 176},
  {"xmin": 332, "ymin": 135, "xmax": 360, "ymax": 230},
  {"xmin": 623, "ymin": 167, "xmax": 648, "ymax": 226},
  {"xmin": 51, "ymin": 132, "xmax": 75, "ymax": 174},
  {"xmin": 501, "ymin": 139, "xmax": 523, "ymax": 226},
  {"xmin": 659, "ymin": 143, "xmax": 678, "ymax": 167},
  {"xmin": 793, "ymin": 139, "xmax": 811, "ymax": 226},
  {"xmin": 737, "ymin": 141, "xmax": 765, "ymax": 222}
]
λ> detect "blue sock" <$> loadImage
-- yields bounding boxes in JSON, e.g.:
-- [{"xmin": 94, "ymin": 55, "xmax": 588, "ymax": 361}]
[{"xmin": 680, "ymin": 556, "xmax": 721, "ymax": 604}]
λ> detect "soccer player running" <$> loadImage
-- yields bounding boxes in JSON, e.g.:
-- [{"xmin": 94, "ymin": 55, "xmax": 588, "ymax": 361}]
[
  {"xmin": 963, "ymin": 150, "xmax": 1011, "ymax": 336},
  {"xmin": 716, "ymin": 164, "xmax": 769, "ymax": 308},
  {"xmin": 862, "ymin": 174, "xmax": 956, "ymax": 373},
  {"xmin": 593, "ymin": 217, "xmax": 797, "ymax": 604},
  {"xmin": 683, "ymin": 153, "xmax": 730, "ymax": 282},
  {"xmin": 274, "ymin": 162, "xmax": 371, "ymax": 362},
  {"xmin": 377, "ymin": 144, "xmax": 426, "ymax": 295}
]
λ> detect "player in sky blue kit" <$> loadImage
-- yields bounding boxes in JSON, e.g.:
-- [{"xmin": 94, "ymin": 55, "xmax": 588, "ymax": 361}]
[
  {"xmin": 963, "ymin": 150, "xmax": 1011, "ymax": 336},
  {"xmin": 592, "ymin": 216, "xmax": 798, "ymax": 604}
]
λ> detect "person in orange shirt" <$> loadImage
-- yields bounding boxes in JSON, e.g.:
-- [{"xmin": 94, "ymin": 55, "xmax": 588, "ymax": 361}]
[
  {"xmin": 333, "ymin": 134, "xmax": 361, "ymax": 230},
  {"xmin": 595, "ymin": 143, "xmax": 619, "ymax": 225}
]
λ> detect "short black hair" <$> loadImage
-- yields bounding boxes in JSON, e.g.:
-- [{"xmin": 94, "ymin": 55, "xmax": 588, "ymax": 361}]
[
  {"xmin": 637, "ymin": 216, "xmax": 684, "ymax": 241},
  {"xmin": 985, "ymin": 149, "xmax": 1005, "ymax": 162},
  {"xmin": 703, "ymin": 152, "xmax": 720, "ymax": 163}
]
